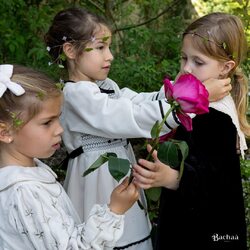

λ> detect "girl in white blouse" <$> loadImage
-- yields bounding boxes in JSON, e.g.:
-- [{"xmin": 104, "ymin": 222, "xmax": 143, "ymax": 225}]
[
  {"xmin": 0, "ymin": 64, "xmax": 139, "ymax": 250},
  {"xmin": 45, "ymin": 7, "xmax": 232, "ymax": 250}
]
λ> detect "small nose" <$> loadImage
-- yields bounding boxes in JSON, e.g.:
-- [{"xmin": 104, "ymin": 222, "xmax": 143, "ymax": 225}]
[
  {"xmin": 106, "ymin": 47, "xmax": 114, "ymax": 62},
  {"xmin": 56, "ymin": 122, "xmax": 64, "ymax": 136},
  {"xmin": 183, "ymin": 64, "xmax": 192, "ymax": 74}
]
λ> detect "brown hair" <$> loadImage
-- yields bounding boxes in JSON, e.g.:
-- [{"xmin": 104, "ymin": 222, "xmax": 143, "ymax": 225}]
[
  {"xmin": 183, "ymin": 12, "xmax": 250, "ymax": 137},
  {"xmin": 0, "ymin": 65, "xmax": 61, "ymax": 129},
  {"xmin": 44, "ymin": 7, "xmax": 110, "ymax": 68}
]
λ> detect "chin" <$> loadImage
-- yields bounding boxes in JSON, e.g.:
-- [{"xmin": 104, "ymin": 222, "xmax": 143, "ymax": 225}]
[
  {"xmin": 96, "ymin": 77, "xmax": 107, "ymax": 81},
  {"xmin": 39, "ymin": 152, "xmax": 55, "ymax": 159}
]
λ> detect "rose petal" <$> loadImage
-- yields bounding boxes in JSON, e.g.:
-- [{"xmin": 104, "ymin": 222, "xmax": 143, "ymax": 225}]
[
  {"xmin": 177, "ymin": 111, "xmax": 193, "ymax": 131},
  {"xmin": 176, "ymin": 96, "xmax": 201, "ymax": 113},
  {"xmin": 162, "ymin": 73, "xmax": 209, "ymax": 132},
  {"xmin": 159, "ymin": 130, "xmax": 176, "ymax": 143},
  {"xmin": 174, "ymin": 74, "xmax": 200, "ymax": 95},
  {"xmin": 163, "ymin": 77, "xmax": 173, "ymax": 100}
]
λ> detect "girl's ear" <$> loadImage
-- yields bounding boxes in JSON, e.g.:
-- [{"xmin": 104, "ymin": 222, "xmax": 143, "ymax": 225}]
[
  {"xmin": 220, "ymin": 60, "xmax": 235, "ymax": 77},
  {"xmin": 63, "ymin": 42, "xmax": 76, "ymax": 60},
  {"xmin": 0, "ymin": 123, "xmax": 13, "ymax": 144}
]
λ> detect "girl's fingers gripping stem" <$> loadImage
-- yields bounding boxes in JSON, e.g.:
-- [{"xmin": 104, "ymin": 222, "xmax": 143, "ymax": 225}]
[
  {"xmin": 146, "ymin": 144, "xmax": 158, "ymax": 161},
  {"xmin": 116, "ymin": 177, "xmax": 129, "ymax": 193}
]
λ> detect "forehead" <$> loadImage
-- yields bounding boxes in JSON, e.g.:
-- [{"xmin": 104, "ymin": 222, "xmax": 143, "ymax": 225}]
[
  {"xmin": 93, "ymin": 24, "xmax": 112, "ymax": 39},
  {"xmin": 182, "ymin": 34, "xmax": 219, "ymax": 58},
  {"xmin": 182, "ymin": 35, "xmax": 197, "ymax": 49},
  {"xmin": 31, "ymin": 96, "xmax": 62, "ymax": 120},
  {"xmin": 182, "ymin": 35, "xmax": 206, "ymax": 56}
]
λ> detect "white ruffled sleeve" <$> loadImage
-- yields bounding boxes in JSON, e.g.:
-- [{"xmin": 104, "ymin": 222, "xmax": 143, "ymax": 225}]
[
  {"xmin": 7, "ymin": 183, "xmax": 124, "ymax": 250},
  {"xmin": 62, "ymin": 81, "xmax": 179, "ymax": 139},
  {"xmin": 98, "ymin": 78, "xmax": 166, "ymax": 103},
  {"xmin": 119, "ymin": 85, "xmax": 165, "ymax": 103},
  {"xmin": 71, "ymin": 204, "xmax": 124, "ymax": 249}
]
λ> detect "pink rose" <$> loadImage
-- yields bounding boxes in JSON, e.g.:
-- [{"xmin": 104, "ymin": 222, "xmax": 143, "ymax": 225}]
[{"xmin": 163, "ymin": 73, "xmax": 209, "ymax": 131}]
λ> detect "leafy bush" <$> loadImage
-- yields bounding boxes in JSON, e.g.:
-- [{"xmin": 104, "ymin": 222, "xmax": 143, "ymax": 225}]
[
  {"xmin": 241, "ymin": 157, "xmax": 250, "ymax": 249},
  {"xmin": 0, "ymin": 1, "xmax": 249, "ymax": 247}
]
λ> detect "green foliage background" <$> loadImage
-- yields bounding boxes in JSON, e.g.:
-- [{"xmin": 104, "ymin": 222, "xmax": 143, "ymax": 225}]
[{"xmin": 0, "ymin": 0, "xmax": 249, "ymax": 247}]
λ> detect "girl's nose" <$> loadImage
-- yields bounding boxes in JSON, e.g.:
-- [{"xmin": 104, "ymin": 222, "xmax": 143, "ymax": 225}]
[
  {"xmin": 106, "ymin": 48, "xmax": 114, "ymax": 62},
  {"xmin": 183, "ymin": 64, "xmax": 192, "ymax": 74},
  {"xmin": 56, "ymin": 122, "xmax": 64, "ymax": 136}
]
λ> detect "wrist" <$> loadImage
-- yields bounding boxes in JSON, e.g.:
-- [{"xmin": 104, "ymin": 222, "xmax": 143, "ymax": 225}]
[
  {"xmin": 108, "ymin": 203, "xmax": 124, "ymax": 215},
  {"xmin": 163, "ymin": 168, "xmax": 180, "ymax": 190}
]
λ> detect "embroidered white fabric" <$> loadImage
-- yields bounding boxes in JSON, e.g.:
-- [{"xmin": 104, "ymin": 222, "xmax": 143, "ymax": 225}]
[{"xmin": 0, "ymin": 159, "xmax": 124, "ymax": 249}]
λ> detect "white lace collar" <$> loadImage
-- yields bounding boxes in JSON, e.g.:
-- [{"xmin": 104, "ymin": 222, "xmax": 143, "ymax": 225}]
[
  {"xmin": 209, "ymin": 95, "xmax": 248, "ymax": 158},
  {"xmin": 0, "ymin": 159, "xmax": 57, "ymax": 192}
]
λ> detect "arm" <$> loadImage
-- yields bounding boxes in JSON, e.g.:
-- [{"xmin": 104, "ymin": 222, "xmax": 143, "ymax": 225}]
[
  {"xmin": 8, "ymin": 179, "xmax": 138, "ymax": 250},
  {"xmin": 99, "ymin": 78, "xmax": 166, "ymax": 103},
  {"xmin": 119, "ymin": 77, "xmax": 232, "ymax": 104},
  {"xmin": 62, "ymin": 81, "xmax": 179, "ymax": 139},
  {"xmin": 120, "ymin": 86, "xmax": 165, "ymax": 103}
]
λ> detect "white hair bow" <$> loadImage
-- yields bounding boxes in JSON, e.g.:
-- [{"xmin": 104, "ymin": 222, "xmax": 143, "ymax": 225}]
[{"xmin": 0, "ymin": 64, "xmax": 25, "ymax": 98}]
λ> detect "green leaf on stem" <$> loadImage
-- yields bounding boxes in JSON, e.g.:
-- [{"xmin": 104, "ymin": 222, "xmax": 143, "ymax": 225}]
[
  {"xmin": 173, "ymin": 139, "xmax": 188, "ymax": 179},
  {"xmin": 145, "ymin": 187, "xmax": 162, "ymax": 202},
  {"xmin": 157, "ymin": 139, "xmax": 189, "ymax": 179},
  {"xmin": 82, "ymin": 152, "xmax": 117, "ymax": 177},
  {"xmin": 158, "ymin": 140, "xmax": 180, "ymax": 168},
  {"xmin": 150, "ymin": 120, "xmax": 160, "ymax": 138},
  {"xmin": 108, "ymin": 157, "xmax": 130, "ymax": 182}
]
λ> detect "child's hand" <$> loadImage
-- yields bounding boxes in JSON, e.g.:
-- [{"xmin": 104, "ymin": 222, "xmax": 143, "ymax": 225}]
[
  {"xmin": 109, "ymin": 177, "xmax": 139, "ymax": 215},
  {"xmin": 132, "ymin": 144, "xmax": 180, "ymax": 190},
  {"xmin": 203, "ymin": 78, "xmax": 232, "ymax": 102}
]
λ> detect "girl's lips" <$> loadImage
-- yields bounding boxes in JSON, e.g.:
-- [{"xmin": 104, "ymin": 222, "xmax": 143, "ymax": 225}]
[
  {"xmin": 103, "ymin": 65, "xmax": 110, "ymax": 69},
  {"xmin": 102, "ymin": 67, "xmax": 110, "ymax": 72},
  {"xmin": 52, "ymin": 143, "xmax": 61, "ymax": 150}
]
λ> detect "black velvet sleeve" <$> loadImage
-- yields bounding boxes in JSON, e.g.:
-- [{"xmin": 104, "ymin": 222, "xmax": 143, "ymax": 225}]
[{"xmin": 175, "ymin": 108, "xmax": 241, "ymax": 208}]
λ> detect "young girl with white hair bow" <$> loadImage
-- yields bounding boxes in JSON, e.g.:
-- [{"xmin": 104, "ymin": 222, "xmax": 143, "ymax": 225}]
[{"xmin": 0, "ymin": 64, "xmax": 139, "ymax": 250}]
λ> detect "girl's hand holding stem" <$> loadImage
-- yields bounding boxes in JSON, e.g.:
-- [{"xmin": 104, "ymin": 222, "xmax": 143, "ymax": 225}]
[
  {"xmin": 133, "ymin": 145, "xmax": 180, "ymax": 190},
  {"xmin": 109, "ymin": 177, "xmax": 139, "ymax": 214}
]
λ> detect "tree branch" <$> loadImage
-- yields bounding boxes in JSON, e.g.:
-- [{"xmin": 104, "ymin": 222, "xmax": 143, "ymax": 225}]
[
  {"xmin": 114, "ymin": 0, "xmax": 183, "ymax": 32},
  {"xmin": 85, "ymin": 0, "xmax": 105, "ymax": 14}
]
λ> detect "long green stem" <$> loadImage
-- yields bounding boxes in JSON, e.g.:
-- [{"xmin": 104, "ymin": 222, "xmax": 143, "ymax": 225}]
[
  {"xmin": 129, "ymin": 103, "xmax": 178, "ymax": 184},
  {"xmin": 129, "ymin": 103, "xmax": 178, "ymax": 210},
  {"xmin": 146, "ymin": 103, "xmax": 177, "ymax": 160}
]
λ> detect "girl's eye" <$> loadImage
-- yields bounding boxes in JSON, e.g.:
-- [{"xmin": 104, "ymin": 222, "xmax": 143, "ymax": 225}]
[
  {"xmin": 180, "ymin": 56, "xmax": 187, "ymax": 61},
  {"xmin": 97, "ymin": 45, "xmax": 104, "ymax": 50},
  {"xmin": 43, "ymin": 120, "xmax": 52, "ymax": 126},
  {"xmin": 195, "ymin": 61, "xmax": 204, "ymax": 66}
]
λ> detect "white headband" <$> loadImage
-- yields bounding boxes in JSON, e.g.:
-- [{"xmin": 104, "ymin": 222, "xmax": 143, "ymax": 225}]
[{"xmin": 0, "ymin": 64, "xmax": 25, "ymax": 98}]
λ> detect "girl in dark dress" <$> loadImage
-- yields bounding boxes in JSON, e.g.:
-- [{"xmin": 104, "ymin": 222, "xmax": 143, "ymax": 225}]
[{"xmin": 133, "ymin": 12, "xmax": 249, "ymax": 250}]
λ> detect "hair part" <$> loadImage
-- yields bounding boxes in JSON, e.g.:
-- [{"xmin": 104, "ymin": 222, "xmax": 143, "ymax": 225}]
[
  {"xmin": 0, "ymin": 65, "xmax": 62, "ymax": 130},
  {"xmin": 44, "ymin": 7, "xmax": 111, "ymax": 68},
  {"xmin": 183, "ymin": 12, "xmax": 250, "ymax": 137}
]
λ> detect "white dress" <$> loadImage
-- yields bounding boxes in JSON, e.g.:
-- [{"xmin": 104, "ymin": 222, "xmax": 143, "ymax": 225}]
[
  {"xmin": 0, "ymin": 159, "xmax": 124, "ymax": 250},
  {"xmin": 61, "ymin": 78, "xmax": 181, "ymax": 249}
]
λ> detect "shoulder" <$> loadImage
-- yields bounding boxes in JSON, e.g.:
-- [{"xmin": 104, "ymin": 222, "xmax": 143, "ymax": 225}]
[
  {"xmin": 97, "ymin": 78, "xmax": 119, "ymax": 88},
  {"xmin": 0, "ymin": 161, "xmax": 56, "ymax": 191},
  {"xmin": 190, "ymin": 108, "xmax": 237, "ymax": 152},
  {"xmin": 97, "ymin": 78, "xmax": 121, "ymax": 93},
  {"xmin": 63, "ymin": 81, "xmax": 100, "ymax": 101},
  {"xmin": 4, "ymin": 178, "xmax": 61, "ymax": 203},
  {"xmin": 0, "ymin": 162, "xmax": 60, "ymax": 205},
  {"xmin": 194, "ymin": 107, "xmax": 235, "ymax": 131}
]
